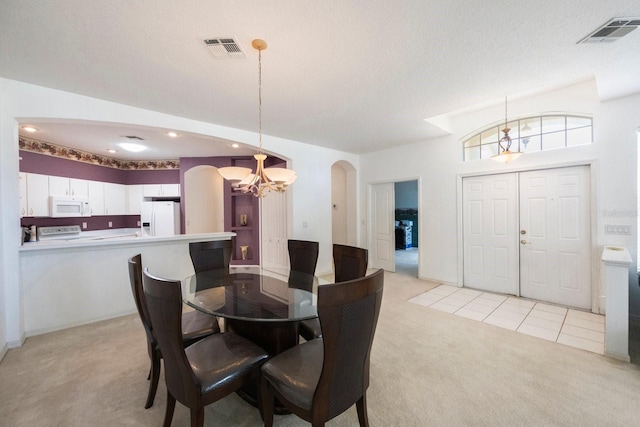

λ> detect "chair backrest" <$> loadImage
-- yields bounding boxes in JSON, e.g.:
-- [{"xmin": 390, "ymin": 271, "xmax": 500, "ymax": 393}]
[
  {"xmin": 142, "ymin": 268, "xmax": 199, "ymax": 405},
  {"xmin": 314, "ymin": 269, "xmax": 384, "ymax": 421},
  {"xmin": 333, "ymin": 244, "xmax": 368, "ymax": 283},
  {"xmin": 288, "ymin": 239, "xmax": 319, "ymax": 275},
  {"xmin": 128, "ymin": 254, "xmax": 155, "ymax": 345},
  {"xmin": 189, "ymin": 240, "xmax": 233, "ymax": 273}
]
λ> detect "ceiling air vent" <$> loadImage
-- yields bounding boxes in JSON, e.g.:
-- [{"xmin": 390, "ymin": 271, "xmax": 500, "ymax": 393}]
[
  {"xmin": 203, "ymin": 37, "xmax": 245, "ymax": 58},
  {"xmin": 578, "ymin": 17, "xmax": 640, "ymax": 43}
]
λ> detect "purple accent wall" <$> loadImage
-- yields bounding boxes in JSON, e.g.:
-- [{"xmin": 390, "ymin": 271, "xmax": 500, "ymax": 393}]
[
  {"xmin": 20, "ymin": 215, "xmax": 139, "ymax": 231},
  {"xmin": 20, "ymin": 150, "xmax": 179, "ymax": 184}
]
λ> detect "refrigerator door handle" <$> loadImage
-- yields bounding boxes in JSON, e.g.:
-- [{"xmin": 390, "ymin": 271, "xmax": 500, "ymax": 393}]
[{"xmin": 151, "ymin": 210, "xmax": 156, "ymax": 236}]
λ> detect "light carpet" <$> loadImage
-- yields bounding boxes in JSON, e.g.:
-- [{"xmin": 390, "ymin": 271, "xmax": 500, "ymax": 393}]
[{"xmin": 1, "ymin": 271, "xmax": 640, "ymax": 426}]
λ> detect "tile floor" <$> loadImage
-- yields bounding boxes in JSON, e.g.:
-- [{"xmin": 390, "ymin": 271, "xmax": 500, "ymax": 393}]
[{"xmin": 409, "ymin": 284, "xmax": 605, "ymax": 355}]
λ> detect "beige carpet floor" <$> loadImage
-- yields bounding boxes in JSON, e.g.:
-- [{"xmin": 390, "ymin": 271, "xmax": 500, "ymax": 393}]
[{"xmin": 2, "ymin": 271, "xmax": 640, "ymax": 426}]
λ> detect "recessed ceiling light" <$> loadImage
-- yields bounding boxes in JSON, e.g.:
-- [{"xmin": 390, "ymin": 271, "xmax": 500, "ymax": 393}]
[
  {"xmin": 21, "ymin": 126, "xmax": 38, "ymax": 133},
  {"xmin": 118, "ymin": 142, "xmax": 146, "ymax": 152},
  {"xmin": 231, "ymin": 143, "xmax": 239, "ymax": 148},
  {"xmin": 167, "ymin": 131, "xmax": 180, "ymax": 138},
  {"xmin": 106, "ymin": 149, "xmax": 117, "ymax": 154}
]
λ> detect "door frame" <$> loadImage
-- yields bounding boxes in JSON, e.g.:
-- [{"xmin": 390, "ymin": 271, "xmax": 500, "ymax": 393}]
[
  {"xmin": 367, "ymin": 177, "xmax": 422, "ymax": 276},
  {"xmin": 456, "ymin": 160, "xmax": 602, "ymax": 314}
]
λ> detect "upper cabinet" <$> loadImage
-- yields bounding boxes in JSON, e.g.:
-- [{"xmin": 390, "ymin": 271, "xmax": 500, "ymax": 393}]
[
  {"xmin": 104, "ymin": 183, "xmax": 127, "ymax": 215},
  {"xmin": 143, "ymin": 183, "xmax": 180, "ymax": 197},
  {"xmin": 20, "ymin": 172, "xmax": 179, "ymax": 218},
  {"xmin": 22, "ymin": 173, "xmax": 50, "ymax": 217}
]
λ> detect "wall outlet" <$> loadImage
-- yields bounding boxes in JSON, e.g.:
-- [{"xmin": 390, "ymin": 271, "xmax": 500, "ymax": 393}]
[
  {"xmin": 82, "ymin": 222, "xmax": 87, "ymax": 229},
  {"xmin": 108, "ymin": 221, "xmax": 113, "ymax": 228}
]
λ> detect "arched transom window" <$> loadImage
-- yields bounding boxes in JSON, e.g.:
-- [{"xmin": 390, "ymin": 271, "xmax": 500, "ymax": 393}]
[{"xmin": 462, "ymin": 114, "xmax": 593, "ymax": 161}]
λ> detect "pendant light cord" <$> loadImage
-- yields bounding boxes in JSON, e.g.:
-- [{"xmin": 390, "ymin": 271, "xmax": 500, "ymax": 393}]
[{"xmin": 257, "ymin": 48, "xmax": 263, "ymax": 154}]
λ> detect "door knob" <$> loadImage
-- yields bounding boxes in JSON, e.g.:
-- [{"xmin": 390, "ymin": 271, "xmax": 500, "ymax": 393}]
[
  {"xmin": 520, "ymin": 240, "xmax": 529, "ymax": 245},
  {"xmin": 520, "ymin": 230, "xmax": 527, "ymax": 235}
]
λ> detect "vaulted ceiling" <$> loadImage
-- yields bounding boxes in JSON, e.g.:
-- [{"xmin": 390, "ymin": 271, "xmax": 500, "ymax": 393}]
[{"xmin": 1, "ymin": 1, "xmax": 639, "ymax": 159}]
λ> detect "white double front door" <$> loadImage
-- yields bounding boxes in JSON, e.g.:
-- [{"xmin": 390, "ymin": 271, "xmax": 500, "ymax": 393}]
[{"xmin": 463, "ymin": 166, "xmax": 591, "ymax": 309}]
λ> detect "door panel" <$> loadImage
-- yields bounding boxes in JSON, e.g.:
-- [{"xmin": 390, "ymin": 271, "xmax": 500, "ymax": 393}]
[
  {"xmin": 370, "ymin": 183, "xmax": 394, "ymax": 271},
  {"xmin": 463, "ymin": 173, "xmax": 519, "ymax": 294},
  {"xmin": 519, "ymin": 166, "xmax": 591, "ymax": 309}
]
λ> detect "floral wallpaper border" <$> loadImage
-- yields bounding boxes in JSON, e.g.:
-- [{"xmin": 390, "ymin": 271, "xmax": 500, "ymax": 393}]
[{"xmin": 19, "ymin": 136, "xmax": 180, "ymax": 170}]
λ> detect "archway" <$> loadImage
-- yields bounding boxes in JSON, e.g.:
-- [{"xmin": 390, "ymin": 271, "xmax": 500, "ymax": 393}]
[{"xmin": 331, "ymin": 161, "xmax": 357, "ymax": 246}]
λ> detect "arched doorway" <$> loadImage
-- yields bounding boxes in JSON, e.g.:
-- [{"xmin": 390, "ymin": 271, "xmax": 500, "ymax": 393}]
[{"xmin": 331, "ymin": 161, "xmax": 357, "ymax": 246}]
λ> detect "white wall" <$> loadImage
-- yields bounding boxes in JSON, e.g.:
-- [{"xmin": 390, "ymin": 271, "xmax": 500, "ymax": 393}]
[
  {"xmin": 360, "ymin": 81, "xmax": 640, "ymax": 316},
  {"xmin": 0, "ymin": 78, "xmax": 359, "ymax": 352}
]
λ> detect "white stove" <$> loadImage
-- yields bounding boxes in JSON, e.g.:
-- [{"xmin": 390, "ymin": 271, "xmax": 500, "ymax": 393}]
[{"xmin": 37, "ymin": 225, "xmax": 83, "ymax": 241}]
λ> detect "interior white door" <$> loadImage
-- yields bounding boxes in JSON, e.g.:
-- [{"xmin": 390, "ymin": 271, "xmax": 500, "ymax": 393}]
[
  {"xmin": 463, "ymin": 173, "xmax": 519, "ymax": 294},
  {"xmin": 370, "ymin": 183, "xmax": 395, "ymax": 271},
  {"xmin": 260, "ymin": 190, "xmax": 289, "ymax": 273},
  {"xmin": 519, "ymin": 166, "xmax": 591, "ymax": 309}
]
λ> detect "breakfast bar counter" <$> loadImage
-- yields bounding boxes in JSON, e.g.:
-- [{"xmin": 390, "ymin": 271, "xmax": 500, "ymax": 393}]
[{"xmin": 18, "ymin": 231, "xmax": 236, "ymax": 339}]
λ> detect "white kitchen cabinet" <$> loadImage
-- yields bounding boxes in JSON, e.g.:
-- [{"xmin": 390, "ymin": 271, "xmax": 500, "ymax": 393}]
[
  {"xmin": 49, "ymin": 175, "xmax": 70, "ymax": 197},
  {"xmin": 88, "ymin": 180, "xmax": 105, "ymax": 216},
  {"xmin": 69, "ymin": 178, "xmax": 89, "ymax": 198},
  {"xmin": 127, "ymin": 184, "xmax": 143, "ymax": 214},
  {"xmin": 25, "ymin": 173, "xmax": 50, "ymax": 217},
  {"xmin": 19, "ymin": 173, "xmax": 27, "ymax": 217},
  {"xmin": 104, "ymin": 182, "xmax": 127, "ymax": 215},
  {"xmin": 143, "ymin": 183, "xmax": 180, "ymax": 197}
]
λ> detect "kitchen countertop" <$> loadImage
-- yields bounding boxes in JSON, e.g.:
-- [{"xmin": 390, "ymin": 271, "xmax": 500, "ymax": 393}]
[{"xmin": 19, "ymin": 229, "xmax": 236, "ymax": 252}]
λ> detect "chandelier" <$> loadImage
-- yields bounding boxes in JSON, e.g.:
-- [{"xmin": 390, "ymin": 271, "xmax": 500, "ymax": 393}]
[
  {"xmin": 218, "ymin": 39, "xmax": 297, "ymax": 197},
  {"xmin": 491, "ymin": 96, "xmax": 522, "ymax": 163}
]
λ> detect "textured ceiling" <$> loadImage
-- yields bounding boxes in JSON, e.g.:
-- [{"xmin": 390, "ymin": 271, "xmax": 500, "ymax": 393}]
[{"xmin": 1, "ymin": 0, "xmax": 639, "ymax": 159}]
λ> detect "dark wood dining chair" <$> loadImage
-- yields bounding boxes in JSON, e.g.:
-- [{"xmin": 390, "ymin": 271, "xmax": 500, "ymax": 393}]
[
  {"xmin": 188, "ymin": 239, "xmax": 233, "ymax": 273},
  {"xmin": 299, "ymin": 243, "xmax": 369, "ymax": 341},
  {"xmin": 288, "ymin": 240, "xmax": 321, "ymax": 342},
  {"xmin": 261, "ymin": 269, "xmax": 384, "ymax": 427},
  {"xmin": 142, "ymin": 268, "xmax": 269, "ymax": 427},
  {"xmin": 288, "ymin": 239, "xmax": 319, "ymax": 275},
  {"xmin": 127, "ymin": 254, "xmax": 220, "ymax": 409},
  {"xmin": 333, "ymin": 243, "xmax": 369, "ymax": 283}
]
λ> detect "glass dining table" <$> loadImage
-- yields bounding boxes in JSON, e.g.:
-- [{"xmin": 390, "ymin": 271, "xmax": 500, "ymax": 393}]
[
  {"xmin": 182, "ymin": 266, "xmax": 328, "ymax": 413},
  {"xmin": 182, "ymin": 266, "xmax": 327, "ymax": 355}
]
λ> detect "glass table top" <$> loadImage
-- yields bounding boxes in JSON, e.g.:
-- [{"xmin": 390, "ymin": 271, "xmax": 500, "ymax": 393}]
[{"xmin": 182, "ymin": 266, "xmax": 327, "ymax": 322}]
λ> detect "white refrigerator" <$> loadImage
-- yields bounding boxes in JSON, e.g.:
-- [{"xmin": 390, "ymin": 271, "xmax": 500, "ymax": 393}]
[{"xmin": 141, "ymin": 201, "xmax": 180, "ymax": 236}]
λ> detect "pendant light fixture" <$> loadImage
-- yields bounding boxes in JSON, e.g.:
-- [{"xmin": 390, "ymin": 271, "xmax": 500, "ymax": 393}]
[
  {"xmin": 491, "ymin": 97, "xmax": 522, "ymax": 163},
  {"xmin": 218, "ymin": 39, "xmax": 297, "ymax": 197}
]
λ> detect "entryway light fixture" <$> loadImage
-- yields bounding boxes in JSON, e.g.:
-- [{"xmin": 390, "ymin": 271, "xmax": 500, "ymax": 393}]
[
  {"xmin": 218, "ymin": 39, "xmax": 297, "ymax": 197},
  {"xmin": 491, "ymin": 97, "xmax": 522, "ymax": 163}
]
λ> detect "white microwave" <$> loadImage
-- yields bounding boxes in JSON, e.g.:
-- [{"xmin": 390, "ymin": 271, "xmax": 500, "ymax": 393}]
[{"xmin": 49, "ymin": 196, "xmax": 91, "ymax": 218}]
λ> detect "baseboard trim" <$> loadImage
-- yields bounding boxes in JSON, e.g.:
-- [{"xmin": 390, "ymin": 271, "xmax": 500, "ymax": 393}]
[
  {"xmin": 25, "ymin": 309, "xmax": 137, "ymax": 338},
  {"xmin": 0, "ymin": 343, "xmax": 7, "ymax": 363}
]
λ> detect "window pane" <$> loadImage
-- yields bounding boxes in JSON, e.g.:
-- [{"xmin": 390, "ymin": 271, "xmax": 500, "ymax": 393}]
[
  {"xmin": 542, "ymin": 131, "xmax": 565, "ymax": 150},
  {"xmin": 480, "ymin": 126, "xmax": 500, "ymax": 144},
  {"xmin": 464, "ymin": 146, "xmax": 480, "ymax": 161},
  {"xmin": 542, "ymin": 116, "xmax": 565, "ymax": 134},
  {"xmin": 566, "ymin": 116, "xmax": 591, "ymax": 130},
  {"xmin": 567, "ymin": 127, "xmax": 592, "ymax": 146},
  {"xmin": 520, "ymin": 118, "xmax": 541, "ymax": 138},
  {"xmin": 480, "ymin": 143, "xmax": 498, "ymax": 159},
  {"xmin": 464, "ymin": 134, "xmax": 480, "ymax": 148},
  {"xmin": 522, "ymin": 135, "xmax": 541, "ymax": 152}
]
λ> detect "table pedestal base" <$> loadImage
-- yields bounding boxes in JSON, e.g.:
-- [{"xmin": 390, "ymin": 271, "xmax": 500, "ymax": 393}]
[{"xmin": 226, "ymin": 319, "xmax": 300, "ymax": 414}]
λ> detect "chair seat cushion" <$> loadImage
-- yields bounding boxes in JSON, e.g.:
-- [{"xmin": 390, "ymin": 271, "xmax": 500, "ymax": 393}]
[
  {"xmin": 186, "ymin": 333, "xmax": 269, "ymax": 395},
  {"xmin": 299, "ymin": 318, "xmax": 322, "ymax": 341},
  {"xmin": 181, "ymin": 309, "xmax": 220, "ymax": 344},
  {"xmin": 261, "ymin": 338, "xmax": 324, "ymax": 410}
]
